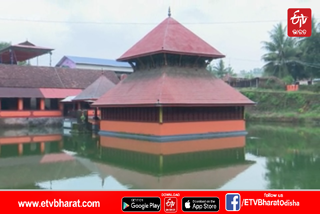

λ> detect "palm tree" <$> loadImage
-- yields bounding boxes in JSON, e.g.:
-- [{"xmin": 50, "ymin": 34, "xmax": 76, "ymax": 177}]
[
  {"xmin": 208, "ymin": 59, "xmax": 236, "ymax": 78},
  {"xmin": 261, "ymin": 23, "xmax": 300, "ymax": 79}
]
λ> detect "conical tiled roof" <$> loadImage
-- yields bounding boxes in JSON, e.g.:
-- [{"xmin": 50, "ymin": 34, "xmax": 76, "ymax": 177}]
[
  {"xmin": 117, "ymin": 17, "xmax": 225, "ymax": 61},
  {"xmin": 73, "ymin": 75, "xmax": 116, "ymax": 101},
  {"xmin": 92, "ymin": 15, "xmax": 254, "ymax": 107}
]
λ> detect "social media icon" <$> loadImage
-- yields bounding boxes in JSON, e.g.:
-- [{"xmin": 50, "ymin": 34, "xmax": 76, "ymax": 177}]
[
  {"xmin": 226, "ymin": 193, "xmax": 240, "ymax": 211},
  {"xmin": 182, "ymin": 197, "xmax": 219, "ymax": 212},
  {"xmin": 122, "ymin": 197, "xmax": 161, "ymax": 212},
  {"xmin": 185, "ymin": 200, "xmax": 190, "ymax": 209}
]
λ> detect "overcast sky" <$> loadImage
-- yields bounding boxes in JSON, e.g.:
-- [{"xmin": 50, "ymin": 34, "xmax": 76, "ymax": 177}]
[{"xmin": 0, "ymin": 0, "xmax": 319, "ymax": 73}]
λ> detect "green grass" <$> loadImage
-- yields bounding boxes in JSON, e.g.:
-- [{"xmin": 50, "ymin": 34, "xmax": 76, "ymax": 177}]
[{"xmin": 240, "ymin": 89, "xmax": 320, "ymax": 123}]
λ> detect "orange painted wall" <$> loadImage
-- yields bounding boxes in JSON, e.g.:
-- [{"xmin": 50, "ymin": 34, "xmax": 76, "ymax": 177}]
[
  {"xmin": 100, "ymin": 136, "xmax": 245, "ymax": 155},
  {"xmin": 32, "ymin": 111, "xmax": 62, "ymax": 117},
  {"xmin": 100, "ymin": 120, "xmax": 245, "ymax": 136},
  {"xmin": 0, "ymin": 134, "xmax": 62, "ymax": 145},
  {"xmin": 161, "ymin": 120, "xmax": 245, "ymax": 135},
  {"xmin": 88, "ymin": 109, "xmax": 101, "ymax": 117},
  {"xmin": 100, "ymin": 121, "xmax": 161, "ymax": 135},
  {"xmin": 33, "ymin": 135, "xmax": 62, "ymax": 142},
  {"xmin": 0, "ymin": 136, "xmax": 31, "ymax": 144},
  {"xmin": 0, "ymin": 110, "xmax": 62, "ymax": 118},
  {"xmin": 0, "ymin": 111, "xmax": 31, "ymax": 117},
  {"xmin": 286, "ymin": 85, "xmax": 299, "ymax": 91},
  {"xmin": 18, "ymin": 98, "xmax": 23, "ymax": 110}
]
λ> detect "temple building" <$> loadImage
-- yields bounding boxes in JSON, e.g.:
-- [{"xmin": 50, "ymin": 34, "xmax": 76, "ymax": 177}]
[
  {"xmin": 0, "ymin": 41, "xmax": 119, "ymax": 128},
  {"xmin": 92, "ymin": 10, "xmax": 255, "ymax": 141}
]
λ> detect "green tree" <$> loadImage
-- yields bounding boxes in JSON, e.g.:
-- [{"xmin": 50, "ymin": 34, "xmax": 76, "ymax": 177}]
[
  {"xmin": 17, "ymin": 61, "xmax": 30, "ymax": 66},
  {"xmin": 261, "ymin": 23, "xmax": 300, "ymax": 79},
  {"xmin": 207, "ymin": 59, "xmax": 236, "ymax": 78},
  {"xmin": 226, "ymin": 66, "xmax": 237, "ymax": 77},
  {"xmin": 239, "ymin": 68, "xmax": 263, "ymax": 79},
  {"xmin": 0, "ymin": 42, "xmax": 10, "ymax": 50},
  {"xmin": 298, "ymin": 16, "xmax": 320, "ymax": 79}
]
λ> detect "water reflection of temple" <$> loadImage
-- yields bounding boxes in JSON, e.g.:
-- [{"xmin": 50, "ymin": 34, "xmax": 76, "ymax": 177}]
[
  {"xmin": 0, "ymin": 130, "xmax": 254, "ymax": 189},
  {"xmin": 86, "ymin": 136, "xmax": 254, "ymax": 189},
  {"xmin": 0, "ymin": 129, "xmax": 92, "ymax": 189},
  {"xmin": 0, "ymin": 128, "xmax": 64, "ymax": 157}
]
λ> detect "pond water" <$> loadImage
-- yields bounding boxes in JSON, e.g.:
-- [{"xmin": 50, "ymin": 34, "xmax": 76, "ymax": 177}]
[{"xmin": 0, "ymin": 122, "xmax": 319, "ymax": 190}]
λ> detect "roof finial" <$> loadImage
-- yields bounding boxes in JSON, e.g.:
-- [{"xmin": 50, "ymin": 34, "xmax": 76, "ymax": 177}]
[{"xmin": 168, "ymin": 7, "xmax": 171, "ymax": 17}]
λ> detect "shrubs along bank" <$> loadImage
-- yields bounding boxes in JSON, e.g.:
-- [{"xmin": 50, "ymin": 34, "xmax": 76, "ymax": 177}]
[{"xmin": 241, "ymin": 89, "xmax": 320, "ymax": 123}]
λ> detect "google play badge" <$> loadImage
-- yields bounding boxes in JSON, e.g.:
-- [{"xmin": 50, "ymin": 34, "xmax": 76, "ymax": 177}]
[{"xmin": 123, "ymin": 202, "xmax": 130, "ymax": 210}]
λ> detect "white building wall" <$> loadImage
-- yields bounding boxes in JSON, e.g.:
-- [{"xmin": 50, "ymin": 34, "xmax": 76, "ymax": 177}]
[{"xmin": 75, "ymin": 64, "xmax": 133, "ymax": 73}]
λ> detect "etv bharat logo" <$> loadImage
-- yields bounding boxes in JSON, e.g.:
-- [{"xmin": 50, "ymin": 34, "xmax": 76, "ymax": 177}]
[
  {"xmin": 291, "ymin": 10, "xmax": 308, "ymax": 28},
  {"xmin": 164, "ymin": 197, "xmax": 177, "ymax": 213},
  {"xmin": 287, "ymin": 8, "xmax": 312, "ymax": 37}
]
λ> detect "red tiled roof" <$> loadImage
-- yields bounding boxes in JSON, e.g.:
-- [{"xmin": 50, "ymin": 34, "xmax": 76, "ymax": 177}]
[
  {"xmin": 0, "ymin": 87, "xmax": 81, "ymax": 98},
  {"xmin": 0, "ymin": 64, "xmax": 119, "ymax": 89},
  {"xmin": 0, "ymin": 87, "xmax": 43, "ymax": 98},
  {"xmin": 117, "ymin": 17, "xmax": 225, "ymax": 61},
  {"xmin": 92, "ymin": 67, "xmax": 255, "ymax": 107},
  {"xmin": 73, "ymin": 75, "xmax": 115, "ymax": 101},
  {"xmin": 39, "ymin": 88, "xmax": 82, "ymax": 99}
]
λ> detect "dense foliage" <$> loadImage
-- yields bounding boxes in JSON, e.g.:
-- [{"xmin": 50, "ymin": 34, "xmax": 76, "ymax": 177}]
[
  {"xmin": 262, "ymin": 17, "xmax": 320, "ymax": 81},
  {"xmin": 207, "ymin": 59, "xmax": 236, "ymax": 78},
  {"xmin": 0, "ymin": 42, "xmax": 10, "ymax": 50}
]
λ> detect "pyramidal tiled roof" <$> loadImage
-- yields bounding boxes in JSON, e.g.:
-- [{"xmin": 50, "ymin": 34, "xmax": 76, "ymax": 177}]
[
  {"xmin": 92, "ymin": 67, "xmax": 255, "ymax": 107},
  {"xmin": 73, "ymin": 75, "xmax": 116, "ymax": 101},
  {"xmin": 92, "ymin": 14, "xmax": 253, "ymax": 107},
  {"xmin": 117, "ymin": 17, "xmax": 225, "ymax": 61}
]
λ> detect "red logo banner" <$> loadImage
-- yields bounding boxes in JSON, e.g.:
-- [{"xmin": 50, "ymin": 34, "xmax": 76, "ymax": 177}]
[
  {"xmin": 287, "ymin": 8, "xmax": 312, "ymax": 37},
  {"xmin": 2, "ymin": 190, "xmax": 314, "ymax": 214}
]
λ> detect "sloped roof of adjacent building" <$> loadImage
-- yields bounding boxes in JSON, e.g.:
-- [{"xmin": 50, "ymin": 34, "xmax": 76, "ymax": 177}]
[
  {"xmin": 0, "ymin": 64, "xmax": 119, "ymax": 89},
  {"xmin": 61, "ymin": 96, "xmax": 77, "ymax": 103},
  {"xmin": 0, "ymin": 41, "xmax": 54, "ymax": 64},
  {"xmin": 92, "ymin": 67, "xmax": 255, "ymax": 107},
  {"xmin": 56, "ymin": 56, "xmax": 132, "ymax": 68},
  {"xmin": 0, "ymin": 87, "xmax": 81, "ymax": 98},
  {"xmin": 73, "ymin": 75, "xmax": 116, "ymax": 101},
  {"xmin": 117, "ymin": 16, "xmax": 225, "ymax": 61}
]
